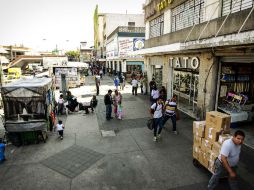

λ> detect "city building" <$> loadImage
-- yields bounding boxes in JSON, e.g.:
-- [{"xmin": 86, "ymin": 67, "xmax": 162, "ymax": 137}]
[
  {"xmin": 106, "ymin": 26, "xmax": 145, "ymax": 80},
  {"xmin": 93, "ymin": 5, "xmax": 145, "ymax": 70},
  {"xmin": 139, "ymin": 0, "xmax": 254, "ymax": 121}
]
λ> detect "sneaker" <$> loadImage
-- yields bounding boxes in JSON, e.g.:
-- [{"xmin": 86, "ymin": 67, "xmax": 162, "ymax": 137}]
[
  {"xmin": 153, "ymin": 136, "xmax": 157, "ymax": 141},
  {"xmin": 157, "ymin": 134, "xmax": 161, "ymax": 139},
  {"xmin": 173, "ymin": 131, "xmax": 178, "ymax": 135},
  {"xmin": 60, "ymin": 136, "xmax": 63, "ymax": 140}
]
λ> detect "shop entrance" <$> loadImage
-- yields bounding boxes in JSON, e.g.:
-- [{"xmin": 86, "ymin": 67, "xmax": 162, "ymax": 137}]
[
  {"xmin": 153, "ymin": 66, "xmax": 163, "ymax": 90},
  {"xmin": 217, "ymin": 61, "xmax": 254, "ymax": 123},
  {"xmin": 173, "ymin": 69, "xmax": 199, "ymax": 117}
]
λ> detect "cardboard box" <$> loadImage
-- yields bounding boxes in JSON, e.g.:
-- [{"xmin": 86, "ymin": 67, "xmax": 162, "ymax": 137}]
[
  {"xmin": 201, "ymin": 138, "xmax": 213, "ymax": 152},
  {"xmin": 206, "ymin": 111, "xmax": 231, "ymax": 131},
  {"xmin": 198, "ymin": 150, "xmax": 209, "ymax": 168},
  {"xmin": 209, "ymin": 150, "xmax": 219, "ymax": 161},
  {"xmin": 193, "ymin": 136, "xmax": 202, "ymax": 147},
  {"xmin": 212, "ymin": 142, "xmax": 221, "ymax": 154},
  {"xmin": 208, "ymin": 160, "xmax": 216, "ymax": 174},
  {"xmin": 218, "ymin": 134, "xmax": 232, "ymax": 145},
  {"xmin": 193, "ymin": 145, "xmax": 200, "ymax": 160},
  {"xmin": 193, "ymin": 121, "xmax": 206, "ymax": 137},
  {"xmin": 205, "ymin": 127, "xmax": 221, "ymax": 142}
]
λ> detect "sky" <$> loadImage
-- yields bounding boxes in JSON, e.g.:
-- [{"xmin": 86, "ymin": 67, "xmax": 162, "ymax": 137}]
[{"xmin": 0, "ymin": 0, "xmax": 145, "ymax": 51}]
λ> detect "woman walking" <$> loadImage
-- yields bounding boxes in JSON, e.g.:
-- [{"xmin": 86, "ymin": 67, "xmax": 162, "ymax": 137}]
[{"xmin": 113, "ymin": 90, "xmax": 122, "ymax": 119}]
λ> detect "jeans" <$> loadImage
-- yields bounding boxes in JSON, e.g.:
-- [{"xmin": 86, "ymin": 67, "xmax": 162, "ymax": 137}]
[
  {"xmin": 153, "ymin": 117, "xmax": 163, "ymax": 137},
  {"xmin": 132, "ymin": 87, "xmax": 137, "ymax": 95},
  {"xmin": 106, "ymin": 104, "xmax": 112, "ymax": 119},
  {"xmin": 162, "ymin": 114, "xmax": 177, "ymax": 131},
  {"xmin": 208, "ymin": 159, "xmax": 239, "ymax": 190},
  {"xmin": 96, "ymin": 85, "xmax": 99, "ymax": 95}
]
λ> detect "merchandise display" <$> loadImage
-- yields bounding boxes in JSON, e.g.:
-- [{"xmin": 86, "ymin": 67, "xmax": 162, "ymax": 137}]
[{"xmin": 218, "ymin": 64, "xmax": 254, "ymax": 122}]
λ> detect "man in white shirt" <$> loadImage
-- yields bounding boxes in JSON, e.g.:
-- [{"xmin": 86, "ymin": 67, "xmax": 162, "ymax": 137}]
[
  {"xmin": 131, "ymin": 77, "xmax": 138, "ymax": 96},
  {"xmin": 208, "ymin": 130, "xmax": 245, "ymax": 190},
  {"xmin": 150, "ymin": 97, "xmax": 164, "ymax": 142},
  {"xmin": 151, "ymin": 87, "xmax": 159, "ymax": 105}
]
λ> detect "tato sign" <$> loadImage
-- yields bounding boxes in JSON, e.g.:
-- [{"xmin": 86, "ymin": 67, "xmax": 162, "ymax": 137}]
[{"xmin": 169, "ymin": 57, "xmax": 200, "ymax": 69}]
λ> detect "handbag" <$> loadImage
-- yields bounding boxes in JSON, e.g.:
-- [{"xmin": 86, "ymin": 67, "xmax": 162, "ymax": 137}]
[{"xmin": 146, "ymin": 118, "xmax": 154, "ymax": 130}]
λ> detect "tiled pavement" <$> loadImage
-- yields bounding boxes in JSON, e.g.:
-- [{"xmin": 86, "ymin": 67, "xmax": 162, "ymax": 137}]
[{"xmin": 41, "ymin": 145, "xmax": 104, "ymax": 178}]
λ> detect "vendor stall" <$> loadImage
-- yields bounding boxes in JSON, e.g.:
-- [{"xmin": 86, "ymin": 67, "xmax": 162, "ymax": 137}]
[{"xmin": 1, "ymin": 77, "xmax": 55, "ymax": 146}]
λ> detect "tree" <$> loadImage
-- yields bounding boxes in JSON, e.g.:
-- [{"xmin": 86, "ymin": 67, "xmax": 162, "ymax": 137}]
[{"xmin": 65, "ymin": 50, "xmax": 80, "ymax": 61}]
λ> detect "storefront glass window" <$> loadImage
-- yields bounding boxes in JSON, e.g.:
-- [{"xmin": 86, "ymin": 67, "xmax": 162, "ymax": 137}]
[{"xmin": 173, "ymin": 69, "xmax": 199, "ymax": 116}]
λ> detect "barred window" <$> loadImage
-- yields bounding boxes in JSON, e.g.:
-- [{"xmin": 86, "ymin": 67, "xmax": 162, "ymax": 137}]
[
  {"xmin": 171, "ymin": 0, "xmax": 204, "ymax": 32},
  {"xmin": 222, "ymin": 0, "xmax": 253, "ymax": 16},
  {"xmin": 149, "ymin": 14, "xmax": 164, "ymax": 38}
]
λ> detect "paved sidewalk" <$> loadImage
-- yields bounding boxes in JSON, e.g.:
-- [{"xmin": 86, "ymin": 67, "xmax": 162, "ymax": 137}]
[{"xmin": 0, "ymin": 75, "xmax": 254, "ymax": 190}]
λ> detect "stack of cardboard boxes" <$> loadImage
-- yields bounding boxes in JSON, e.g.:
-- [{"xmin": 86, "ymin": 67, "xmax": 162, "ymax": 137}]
[{"xmin": 193, "ymin": 111, "xmax": 232, "ymax": 173}]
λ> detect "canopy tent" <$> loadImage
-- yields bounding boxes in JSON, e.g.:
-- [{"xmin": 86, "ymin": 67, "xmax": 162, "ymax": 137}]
[{"xmin": 1, "ymin": 77, "xmax": 53, "ymax": 132}]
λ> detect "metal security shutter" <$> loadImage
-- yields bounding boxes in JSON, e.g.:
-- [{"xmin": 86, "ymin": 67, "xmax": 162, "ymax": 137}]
[{"xmin": 222, "ymin": 0, "xmax": 253, "ymax": 16}]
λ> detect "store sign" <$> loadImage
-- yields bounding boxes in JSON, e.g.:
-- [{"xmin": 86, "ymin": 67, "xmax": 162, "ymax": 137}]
[
  {"xmin": 133, "ymin": 38, "xmax": 145, "ymax": 51},
  {"xmin": 157, "ymin": 0, "xmax": 174, "ymax": 12},
  {"xmin": 169, "ymin": 57, "xmax": 200, "ymax": 69}
]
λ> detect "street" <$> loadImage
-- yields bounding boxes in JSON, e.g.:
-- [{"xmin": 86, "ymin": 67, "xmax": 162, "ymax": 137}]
[{"xmin": 0, "ymin": 75, "xmax": 254, "ymax": 190}]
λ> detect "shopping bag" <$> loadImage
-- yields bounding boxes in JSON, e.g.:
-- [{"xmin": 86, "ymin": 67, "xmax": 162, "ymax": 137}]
[
  {"xmin": 176, "ymin": 110, "xmax": 180, "ymax": 121},
  {"xmin": 146, "ymin": 118, "xmax": 154, "ymax": 130}
]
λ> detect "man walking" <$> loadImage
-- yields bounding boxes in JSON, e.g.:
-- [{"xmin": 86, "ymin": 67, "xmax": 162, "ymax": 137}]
[
  {"xmin": 95, "ymin": 74, "xmax": 100, "ymax": 96},
  {"xmin": 119, "ymin": 73, "xmax": 125, "ymax": 91},
  {"xmin": 208, "ymin": 130, "xmax": 245, "ymax": 190},
  {"xmin": 104, "ymin": 90, "xmax": 113, "ymax": 120},
  {"xmin": 131, "ymin": 77, "xmax": 138, "ymax": 96},
  {"xmin": 162, "ymin": 95, "xmax": 178, "ymax": 134}
]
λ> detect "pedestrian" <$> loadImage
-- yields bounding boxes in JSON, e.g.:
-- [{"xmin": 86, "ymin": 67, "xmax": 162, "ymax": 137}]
[
  {"xmin": 56, "ymin": 120, "xmax": 65, "ymax": 140},
  {"xmin": 162, "ymin": 95, "xmax": 178, "ymax": 134},
  {"xmin": 159, "ymin": 86, "xmax": 167, "ymax": 101},
  {"xmin": 208, "ymin": 130, "xmax": 245, "ymax": 190},
  {"xmin": 143, "ymin": 75, "xmax": 148, "ymax": 95},
  {"xmin": 99, "ymin": 69, "xmax": 103, "ymax": 79},
  {"xmin": 57, "ymin": 94, "xmax": 64, "ymax": 115},
  {"xmin": 66, "ymin": 91, "xmax": 78, "ymax": 112},
  {"xmin": 84, "ymin": 95, "xmax": 98, "ymax": 114},
  {"xmin": 113, "ymin": 90, "xmax": 122, "ymax": 118},
  {"xmin": 149, "ymin": 78, "xmax": 157, "ymax": 93},
  {"xmin": 119, "ymin": 73, "xmax": 125, "ymax": 91},
  {"xmin": 151, "ymin": 87, "xmax": 160, "ymax": 105},
  {"xmin": 95, "ymin": 74, "xmax": 100, "ymax": 96},
  {"xmin": 131, "ymin": 77, "xmax": 138, "ymax": 96},
  {"xmin": 150, "ymin": 97, "xmax": 164, "ymax": 142},
  {"xmin": 140, "ymin": 75, "xmax": 144, "ymax": 94},
  {"xmin": 104, "ymin": 90, "xmax": 113, "ymax": 120},
  {"xmin": 114, "ymin": 76, "xmax": 119, "ymax": 90}
]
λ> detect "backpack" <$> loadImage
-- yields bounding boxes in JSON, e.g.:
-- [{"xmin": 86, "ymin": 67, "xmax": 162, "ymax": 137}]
[{"xmin": 150, "ymin": 103, "xmax": 158, "ymax": 115}]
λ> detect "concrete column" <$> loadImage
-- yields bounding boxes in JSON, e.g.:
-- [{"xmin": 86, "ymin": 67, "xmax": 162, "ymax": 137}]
[{"xmin": 197, "ymin": 52, "xmax": 219, "ymax": 119}]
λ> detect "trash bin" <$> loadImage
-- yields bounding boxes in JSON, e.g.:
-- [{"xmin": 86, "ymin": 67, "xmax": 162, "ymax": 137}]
[{"xmin": 0, "ymin": 143, "xmax": 5, "ymax": 162}]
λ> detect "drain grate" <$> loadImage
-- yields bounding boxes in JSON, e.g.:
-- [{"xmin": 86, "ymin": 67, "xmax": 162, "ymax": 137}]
[{"xmin": 41, "ymin": 145, "xmax": 104, "ymax": 178}]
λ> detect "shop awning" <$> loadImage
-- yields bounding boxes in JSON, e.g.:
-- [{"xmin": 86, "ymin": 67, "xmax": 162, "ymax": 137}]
[{"xmin": 130, "ymin": 30, "xmax": 254, "ymax": 56}]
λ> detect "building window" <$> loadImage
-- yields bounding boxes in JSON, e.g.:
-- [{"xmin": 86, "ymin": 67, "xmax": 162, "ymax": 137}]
[
  {"xmin": 149, "ymin": 14, "xmax": 164, "ymax": 38},
  {"xmin": 171, "ymin": 0, "xmax": 205, "ymax": 32},
  {"xmin": 128, "ymin": 22, "xmax": 135, "ymax": 27},
  {"xmin": 222, "ymin": 0, "xmax": 253, "ymax": 16}
]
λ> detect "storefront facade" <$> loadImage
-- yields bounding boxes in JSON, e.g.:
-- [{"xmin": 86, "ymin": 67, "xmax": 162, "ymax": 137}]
[{"xmin": 140, "ymin": 0, "xmax": 254, "ymax": 120}]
